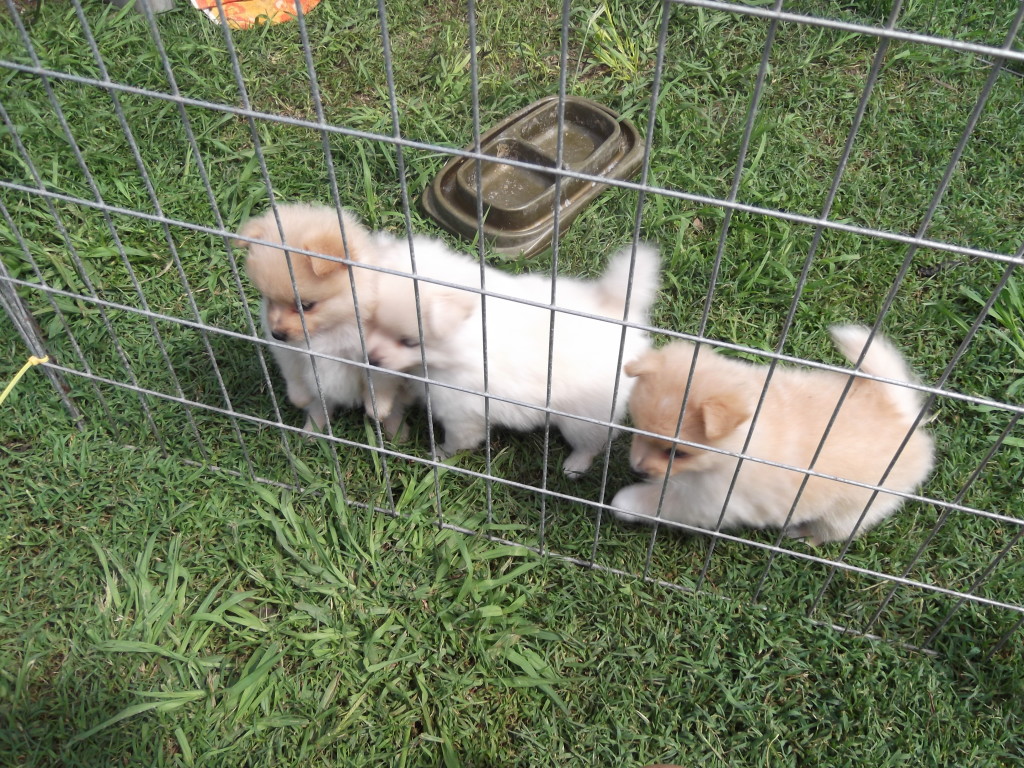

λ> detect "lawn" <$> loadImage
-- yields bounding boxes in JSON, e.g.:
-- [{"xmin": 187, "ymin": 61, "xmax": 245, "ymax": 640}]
[{"xmin": 2, "ymin": 0, "xmax": 1023, "ymax": 764}]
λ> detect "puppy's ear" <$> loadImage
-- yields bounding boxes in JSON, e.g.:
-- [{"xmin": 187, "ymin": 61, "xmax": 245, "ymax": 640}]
[
  {"xmin": 624, "ymin": 352, "xmax": 656, "ymax": 378},
  {"xmin": 425, "ymin": 287, "xmax": 477, "ymax": 336},
  {"xmin": 306, "ymin": 212, "xmax": 372, "ymax": 276},
  {"xmin": 305, "ymin": 232, "xmax": 352, "ymax": 277},
  {"xmin": 698, "ymin": 392, "xmax": 751, "ymax": 441}
]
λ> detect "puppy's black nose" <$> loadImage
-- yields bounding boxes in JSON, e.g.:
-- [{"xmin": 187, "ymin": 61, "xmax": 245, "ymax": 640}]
[
  {"xmin": 631, "ymin": 466, "xmax": 649, "ymax": 479},
  {"xmin": 368, "ymin": 353, "xmax": 381, "ymax": 367},
  {"xmin": 271, "ymin": 329, "xmax": 288, "ymax": 342}
]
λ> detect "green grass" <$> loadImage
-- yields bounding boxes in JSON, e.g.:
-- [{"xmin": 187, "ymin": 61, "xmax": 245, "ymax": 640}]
[
  {"xmin": 2, "ymin": 370, "xmax": 1023, "ymax": 766},
  {"xmin": 2, "ymin": 0, "xmax": 1024, "ymax": 764}
]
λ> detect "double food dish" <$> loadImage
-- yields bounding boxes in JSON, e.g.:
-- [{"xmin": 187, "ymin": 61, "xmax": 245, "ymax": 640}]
[{"xmin": 422, "ymin": 96, "xmax": 643, "ymax": 258}]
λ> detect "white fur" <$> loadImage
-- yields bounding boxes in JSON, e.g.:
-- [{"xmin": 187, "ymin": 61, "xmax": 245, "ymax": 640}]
[
  {"xmin": 258, "ymin": 301, "xmax": 368, "ymax": 430},
  {"xmin": 365, "ymin": 244, "xmax": 661, "ymax": 476}
]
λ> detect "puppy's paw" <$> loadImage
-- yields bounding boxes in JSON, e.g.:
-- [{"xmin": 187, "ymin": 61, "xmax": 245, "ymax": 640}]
[
  {"xmin": 435, "ymin": 427, "xmax": 483, "ymax": 462},
  {"xmin": 609, "ymin": 485, "xmax": 657, "ymax": 525},
  {"xmin": 381, "ymin": 408, "xmax": 410, "ymax": 442},
  {"xmin": 290, "ymin": 395, "xmax": 313, "ymax": 410},
  {"xmin": 364, "ymin": 398, "xmax": 393, "ymax": 422},
  {"xmin": 302, "ymin": 408, "xmax": 330, "ymax": 437},
  {"xmin": 785, "ymin": 523, "xmax": 811, "ymax": 542},
  {"xmin": 785, "ymin": 522, "xmax": 837, "ymax": 547},
  {"xmin": 562, "ymin": 450, "xmax": 596, "ymax": 479},
  {"xmin": 435, "ymin": 443, "xmax": 457, "ymax": 460},
  {"xmin": 610, "ymin": 509, "xmax": 655, "ymax": 526},
  {"xmin": 286, "ymin": 382, "xmax": 314, "ymax": 410},
  {"xmin": 363, "ymin": 386, "xmax": 395, "ymax": 422}
]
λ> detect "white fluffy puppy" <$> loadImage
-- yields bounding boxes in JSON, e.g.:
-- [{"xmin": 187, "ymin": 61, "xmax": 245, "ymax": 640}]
[
  {"xmin": 364, "ymin": 244, "xmax": 661, "ymax": 476},
  {"xmin": 611, "ymin": 326, "xmax": 935, "ymax": 544},
  {"xmin": 237, "ymin": 203, "xmax": 413, "ymax": 435}
]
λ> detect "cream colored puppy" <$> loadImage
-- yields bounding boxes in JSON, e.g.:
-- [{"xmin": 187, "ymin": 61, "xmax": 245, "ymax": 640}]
[
  {"xmin": 611, "ymin": 326, "xmax": 934, "ymax": 544},
  {"xmin": 237, "ymin": 203, "xmax": 409, "ymax": 434}
]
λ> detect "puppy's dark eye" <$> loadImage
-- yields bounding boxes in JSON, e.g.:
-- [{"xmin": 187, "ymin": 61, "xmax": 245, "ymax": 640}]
[
  {"xmin": 300, "ymin": 301, "xmax": 316, "ymax": 312},
  {"xmin": 663, "ymin": 446, "xmax": 687, "ymax": 459},
  {"xmin": 399, "ymin": 336, "xmax": 420, "ymax": 348}
]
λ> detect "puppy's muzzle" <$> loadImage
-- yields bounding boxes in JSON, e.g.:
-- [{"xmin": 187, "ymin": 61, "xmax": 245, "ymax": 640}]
[
  {"xmin": 630, "ymin": 464, "xmax": 650, "ymax": 479},
  {"xmin": 271, "ymin": 329, "xmax": 288, "ymax": 342}
]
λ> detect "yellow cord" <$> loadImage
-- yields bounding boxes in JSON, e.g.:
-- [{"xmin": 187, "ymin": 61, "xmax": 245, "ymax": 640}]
[{"xmin": 0, "ymin": 355, "xmax": 49, "ymax": 405}]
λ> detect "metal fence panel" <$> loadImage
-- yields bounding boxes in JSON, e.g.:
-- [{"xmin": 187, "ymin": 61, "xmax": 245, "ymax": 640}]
[{"xmin": 2, "ymin": 0, "xmax": 1023, "ymax": 657}]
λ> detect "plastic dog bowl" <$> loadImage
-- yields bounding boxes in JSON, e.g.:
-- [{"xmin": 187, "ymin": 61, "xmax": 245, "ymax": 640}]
[{"xmin": 421, "ymin": 96, "xmax": 643, "ymax": 258}]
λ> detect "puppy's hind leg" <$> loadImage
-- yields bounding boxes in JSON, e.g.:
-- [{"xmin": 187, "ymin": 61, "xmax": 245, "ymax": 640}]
[
  {"xmin": 381, "ymin": 407, "xmax": 411, "ymax": 442},
  {"xmin": 556, "ymin": 418, "xmax": 613, "ymax": 478},
  {"xmin": 562, "ymin": 450, "xmax": 598, "ymax": 478},
  {"xmin": 784, "ymin": 522, "xmax": 818, "ymax": 545},
  {"xmin": 364, "ymin": 371, "xmax": 412, "ymax": 441},
  {"xmin": 790, "ymin": 492, "xmax": 904, "ymax": 545},
  {"xmin": 787, "ymin": 519, "xmax": 856, "ymax": 547},
  {"xmin": 302, "ymin": 400, "xmax": 331, "ymax": 434},
  {"xmin": 436, "ymin": 415, "xmax": 487, "ymax": 460}
]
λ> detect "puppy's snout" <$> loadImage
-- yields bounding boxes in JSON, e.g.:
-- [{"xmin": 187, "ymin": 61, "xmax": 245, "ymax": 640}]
[
  {"xmin": 368, "ymin": 352, "xmax": 382, "ymax": 368},
  {"xmin": 271, "ymin": 328, "xmax": 288, "ymax": 342},
  {"xmin": 630, "ymin": 463, "xmax": 649, "ymax": 479}
]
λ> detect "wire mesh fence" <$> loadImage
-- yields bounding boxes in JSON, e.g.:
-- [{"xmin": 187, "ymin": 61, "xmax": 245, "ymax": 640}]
[{"xmin": 2, "ymin": 0, "xmax": 1023, "ymax": 658}]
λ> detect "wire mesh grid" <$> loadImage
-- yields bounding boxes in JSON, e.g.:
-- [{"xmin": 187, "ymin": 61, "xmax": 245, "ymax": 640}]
[{"xmin": 2, "ymin": 0, "xmax": 1023, "ymax": 658}]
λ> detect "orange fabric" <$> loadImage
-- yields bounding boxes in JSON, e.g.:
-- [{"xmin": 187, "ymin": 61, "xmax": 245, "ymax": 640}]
[{"xmin": 191, "ymin": 0, "xmax": 321, "ymax": 28}]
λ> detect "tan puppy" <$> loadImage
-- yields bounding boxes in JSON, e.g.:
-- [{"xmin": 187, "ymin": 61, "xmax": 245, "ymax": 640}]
[
  {"xmin": 237, "ymin": 203, "xmax": 407, "ymax": 434},
  {"xmin": 611, "ymin": 326, "xmax": 935, "ymax": 544}
]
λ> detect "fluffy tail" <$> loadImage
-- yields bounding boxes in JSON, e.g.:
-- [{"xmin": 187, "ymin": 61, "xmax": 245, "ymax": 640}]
[
  {"xmin": 830, "ymin": 324, "xmax": 923, "ymax": 423},
  {"xmin": 596, "ymin": 243, "xmax": 661, "ymax": 322}
]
